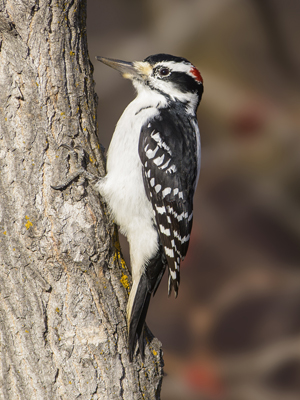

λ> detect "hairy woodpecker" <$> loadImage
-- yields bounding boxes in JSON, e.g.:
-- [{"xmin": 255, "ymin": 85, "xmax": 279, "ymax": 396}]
[{"xmin": 95, "ymin": 54, "xmax": 203, "ymax": 361}]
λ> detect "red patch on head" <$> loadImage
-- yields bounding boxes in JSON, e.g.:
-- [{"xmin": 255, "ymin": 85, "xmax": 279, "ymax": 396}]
[{"xmin": 190, "ymin": 66, "xmax": 203, "ymax": 83}]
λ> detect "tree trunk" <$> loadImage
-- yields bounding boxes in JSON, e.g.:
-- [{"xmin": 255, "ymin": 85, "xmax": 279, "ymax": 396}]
[{"xmin": 0, "ymin": 1, "xmax": 163, "ymax": 399}]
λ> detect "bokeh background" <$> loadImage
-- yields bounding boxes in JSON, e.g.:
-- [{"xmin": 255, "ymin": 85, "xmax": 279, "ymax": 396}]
[{"xmin": 87, "ymin": 1, "xmax": 300, "ymax": 399}]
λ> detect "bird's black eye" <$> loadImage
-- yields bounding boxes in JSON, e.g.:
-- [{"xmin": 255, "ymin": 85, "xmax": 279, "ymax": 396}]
[{"xmin": 159, "ymin": 67, "xmax": 170, "ymax": 77}]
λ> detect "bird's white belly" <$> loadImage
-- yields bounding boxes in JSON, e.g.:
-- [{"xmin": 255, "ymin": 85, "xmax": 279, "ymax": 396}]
[{"xmin": 96, "ymin": 97, "xmax": 163, "ymax": 270}]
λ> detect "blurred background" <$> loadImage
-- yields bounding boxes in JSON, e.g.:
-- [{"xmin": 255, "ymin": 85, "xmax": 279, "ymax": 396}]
[{"xmin": 87, "ymin": 1, "xmax": 300, "ymax": 399}]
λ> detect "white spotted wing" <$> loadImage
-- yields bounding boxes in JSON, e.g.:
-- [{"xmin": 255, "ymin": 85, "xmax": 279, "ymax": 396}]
[{"xmin": 138, "ymin": 109, "xmax": 199, "ymax": 296}]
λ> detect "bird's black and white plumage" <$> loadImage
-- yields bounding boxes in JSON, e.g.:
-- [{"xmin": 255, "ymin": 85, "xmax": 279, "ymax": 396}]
[{"xmin": 95, "ymin": 53, "xmax": 203, "ymax": 361}]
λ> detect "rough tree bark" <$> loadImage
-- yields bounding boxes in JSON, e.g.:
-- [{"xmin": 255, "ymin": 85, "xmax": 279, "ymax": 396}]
[{"xmin": 0, "ymin": 1, "xmax": 163, "ymax": 399}]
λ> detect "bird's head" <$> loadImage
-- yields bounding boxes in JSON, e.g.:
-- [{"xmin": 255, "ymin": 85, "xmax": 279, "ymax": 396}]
[{"xmin": 96, "ymin": 53, "xmax": 203, "ymax": 114}]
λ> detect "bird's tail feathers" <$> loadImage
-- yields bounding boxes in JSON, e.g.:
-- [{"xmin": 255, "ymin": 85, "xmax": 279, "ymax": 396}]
[
  {"xmin": 128, "ymin": 273, "xmax": 151, "ymax": 362},
  {"xmin": 128, "ymin": 245, "xmax": 166, "ymax": 361}
]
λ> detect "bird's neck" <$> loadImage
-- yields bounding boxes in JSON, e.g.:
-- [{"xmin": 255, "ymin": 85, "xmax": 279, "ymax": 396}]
[{"xmin": 133, "ymin": 82, "xmax": 198, "ymax": 116}]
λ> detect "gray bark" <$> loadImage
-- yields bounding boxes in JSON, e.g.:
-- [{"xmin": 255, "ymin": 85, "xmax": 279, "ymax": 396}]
[{"xmin": 0, "ymin": 1, "xmax": 163, "ymax": 399}]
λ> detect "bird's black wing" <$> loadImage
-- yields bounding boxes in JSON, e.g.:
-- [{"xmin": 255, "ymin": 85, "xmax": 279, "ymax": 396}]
[{"xmin": 139, "ymin": 108, "xmax": 199, "ymax": 296}]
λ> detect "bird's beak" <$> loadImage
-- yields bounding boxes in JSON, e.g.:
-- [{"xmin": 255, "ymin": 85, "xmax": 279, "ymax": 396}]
[{"xmin": 95, "ymin": 56, "xmax": 151, "ymax": 81}]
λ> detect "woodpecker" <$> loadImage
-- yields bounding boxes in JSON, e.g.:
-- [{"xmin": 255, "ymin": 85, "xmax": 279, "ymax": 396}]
[{"xmin": 95, "ymin": 54, "xmax": 203, "ymax": 361}]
